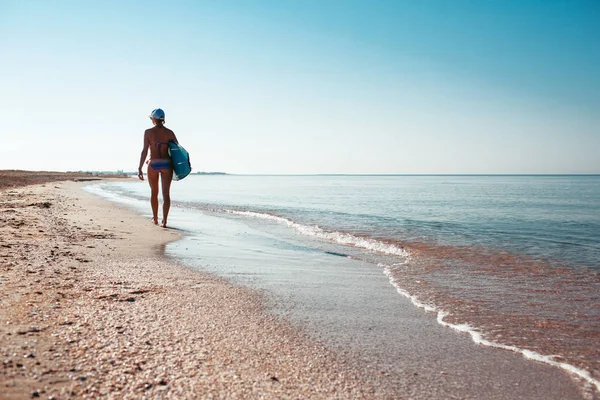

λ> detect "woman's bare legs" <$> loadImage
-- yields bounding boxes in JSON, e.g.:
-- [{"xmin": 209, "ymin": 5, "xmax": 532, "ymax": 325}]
[
  {"xmin": 160, "ymin": 168, "xmax": 174, "ymax": 228},
  {"xmin": 147, "ymin": 166, "xmax": 174, "ymax": 228},
  {"xmin": 147, "ymin": 167, "xmax": 160, "ymax": 225}
]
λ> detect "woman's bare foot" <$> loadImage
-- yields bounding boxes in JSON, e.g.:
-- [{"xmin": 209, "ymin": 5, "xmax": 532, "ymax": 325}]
[
  {"xmin": 161, "ymin": 220, "xmax": 167, "ymax": 228},
  {"xmin": 151, "ymin": 217, "xmax": 159, "ymax": 225}
]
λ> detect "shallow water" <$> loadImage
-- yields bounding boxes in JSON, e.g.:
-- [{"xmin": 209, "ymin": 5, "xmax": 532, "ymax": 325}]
[{"xmin": 86, "ymin": 174, "xmax": 600, "ymax": 393}]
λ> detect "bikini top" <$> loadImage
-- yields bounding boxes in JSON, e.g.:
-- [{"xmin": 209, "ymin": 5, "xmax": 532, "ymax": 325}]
[
  {"xmin": 149, "ymin": 126, "xmax": 171, "ymax": 151},
  {"xmin": 146, "ymin": 142, "xmax": 171, "ymax": 165}
]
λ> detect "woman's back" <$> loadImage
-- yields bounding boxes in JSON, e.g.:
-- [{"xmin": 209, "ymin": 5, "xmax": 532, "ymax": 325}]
[{"xmin": 147, "ymin": 125, "xmax": 177, "ymax": 160}]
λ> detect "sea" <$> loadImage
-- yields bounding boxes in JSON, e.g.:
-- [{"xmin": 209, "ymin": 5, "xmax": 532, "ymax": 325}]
[{"xmin": 85, "ymin": 174, "xmax": 600, "ymax": 393}]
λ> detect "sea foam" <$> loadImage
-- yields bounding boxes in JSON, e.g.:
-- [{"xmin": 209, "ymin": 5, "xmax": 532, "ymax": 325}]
[
  {"xmin": 224, "ymin": 209, "xmax": 410, "ymax": 258},
  {"xmin": 225, "ymin": 207, "xmax": 600, "ymax": 393},
  {"xmin": 382, "ymin": 263, "xmax": 600, "ymax": 395}
]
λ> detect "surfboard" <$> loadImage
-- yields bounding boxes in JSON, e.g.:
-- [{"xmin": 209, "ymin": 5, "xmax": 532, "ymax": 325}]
[{"xmin": 168, "ymin": 141, "xmax": 192, "ymax": 181}]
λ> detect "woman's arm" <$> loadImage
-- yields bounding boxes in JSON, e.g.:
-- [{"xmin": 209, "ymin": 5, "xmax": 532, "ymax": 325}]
[{"xmin": 138, "ymin": 130, "xmax": 150, "ymax": 180}]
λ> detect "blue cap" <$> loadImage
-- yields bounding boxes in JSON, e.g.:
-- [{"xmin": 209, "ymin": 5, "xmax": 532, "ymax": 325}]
[{"xmin": 149, "ymin": 108, "xmax": 165, "ymax": 120}]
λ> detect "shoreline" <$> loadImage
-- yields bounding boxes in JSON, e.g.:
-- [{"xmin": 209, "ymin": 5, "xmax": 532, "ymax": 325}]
[
  {"xmin": 0, "ymin": 170, "xmax": 128, "ymax": 190},
  {"xmin": 0, "ymin": 180, "xmax": 400, "ymax": 398},
  {"xmin": 91, "ymin": 180, "xmax": 593, "ymax": 399},
  {"xmin": 0, "ymin": 179, "xmax": 592, "ymax": 399}
]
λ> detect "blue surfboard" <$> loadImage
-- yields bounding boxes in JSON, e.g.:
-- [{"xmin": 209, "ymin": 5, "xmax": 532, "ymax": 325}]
[{"xmin": 168, "ymin": 141, "xmax": 192, "ymax": 181}]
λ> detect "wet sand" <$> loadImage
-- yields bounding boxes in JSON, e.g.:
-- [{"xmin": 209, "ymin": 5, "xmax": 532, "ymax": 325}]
[
  {"xmin": 0, "ymin": 178, "xmax": 592, "ymax": 399},
  {"xmin": 0, "ymin": 180, "xmax": 403, "ymax": 398}
]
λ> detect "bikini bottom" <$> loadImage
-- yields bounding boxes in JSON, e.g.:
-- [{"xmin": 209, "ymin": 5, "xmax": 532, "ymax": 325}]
[{"xmin": 149, "ymin": 159, "xmax": 172, "ymax": 171}]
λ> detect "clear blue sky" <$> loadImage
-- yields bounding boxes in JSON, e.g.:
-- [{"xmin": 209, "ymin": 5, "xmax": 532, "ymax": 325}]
[{"xmin": 2, "ymin": 0, "xmax": 599, "ymax": 174}]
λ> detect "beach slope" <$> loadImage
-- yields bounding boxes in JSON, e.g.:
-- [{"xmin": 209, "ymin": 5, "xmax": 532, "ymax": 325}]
[{"xmin": 0, "ymin": 180, "xmax": 399, "ymax": 398}]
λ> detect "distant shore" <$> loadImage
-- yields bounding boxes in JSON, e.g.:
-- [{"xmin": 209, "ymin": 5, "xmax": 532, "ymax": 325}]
[{"xmin": 0, "ymin": 170, "xmax": 108, "ymax": 190}]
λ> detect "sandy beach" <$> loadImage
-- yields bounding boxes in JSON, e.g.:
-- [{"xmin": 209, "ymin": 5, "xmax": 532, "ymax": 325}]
[
  {"xmin": 4, "ymin": 0, "xmax": 598, "ymax": 397},
  {"xmin": 0, "ymin": 174, "xmax": 592, "ymax": 399},
  {"xmin": 1, "ymin": 176, "xmax": 402, "ymax": 399}
]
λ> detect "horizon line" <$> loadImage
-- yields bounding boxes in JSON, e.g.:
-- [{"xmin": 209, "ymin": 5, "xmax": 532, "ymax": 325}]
[
  {"xmin": 220, "ymin": 173, "xmax": 600, "ymax": 177},
  {"xmin": 2, "ymin": 169, "xmax": 599, "ymax": 177}
]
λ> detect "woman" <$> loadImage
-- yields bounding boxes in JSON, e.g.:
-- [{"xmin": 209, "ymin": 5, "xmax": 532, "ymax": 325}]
[{"xmin": 137, "ymin": 108, "xmax": 179, "ymax": 228}]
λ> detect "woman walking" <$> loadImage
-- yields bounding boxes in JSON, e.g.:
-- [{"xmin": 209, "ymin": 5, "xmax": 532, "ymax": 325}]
[{"xmin": 137, "ymin": 108, "xmax": 178, "ymax": 228}]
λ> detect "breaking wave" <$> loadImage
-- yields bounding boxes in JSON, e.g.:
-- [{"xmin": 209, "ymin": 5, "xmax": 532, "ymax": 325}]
[{"xmin": 223, "ymin": 209, "xmax": 411, "ymax": 259}]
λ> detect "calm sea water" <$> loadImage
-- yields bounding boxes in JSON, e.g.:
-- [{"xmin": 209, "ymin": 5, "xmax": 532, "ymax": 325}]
[{"xmin": 87, "ymin": 175, "xmax": 600, "ymax": 391}]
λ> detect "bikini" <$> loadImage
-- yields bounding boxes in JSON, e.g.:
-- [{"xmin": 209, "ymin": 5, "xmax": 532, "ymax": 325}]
[{"xmin": 149, "ymin": 142, "xmax": 172, "ymax": 171}]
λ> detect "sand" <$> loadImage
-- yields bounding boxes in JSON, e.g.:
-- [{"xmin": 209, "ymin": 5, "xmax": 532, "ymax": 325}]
[
  {"xmin": 0, "ymin": 176, "xmax": 593, "ymax": 399},
  {"xmin": 0, "ymin": 170, "xmax": 110, "ymax": 190},
  {"xmin": 1, "ymin": 179, "xmax": 403, "ymax": 399}
]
